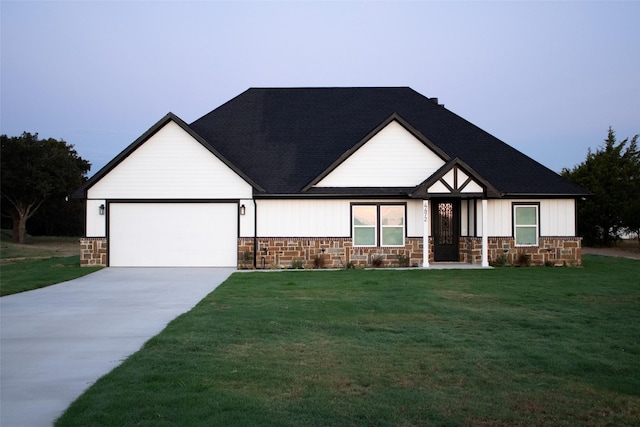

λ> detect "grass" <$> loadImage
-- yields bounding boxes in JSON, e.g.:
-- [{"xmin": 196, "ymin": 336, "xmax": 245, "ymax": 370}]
[
  {"xmin": 0, "ymin": 256, "xmax": 102, "ymax": 296},
  {"xmin": 0, "ymin": 230, "xmax": 79, "ymax": 259},
  {"xmin": 56, "ymin": 255, "xmax": 640, "ymax": 426},
  {"xmin": 0, "ymin": 231, "xmax": 102, "ymax": 296}
]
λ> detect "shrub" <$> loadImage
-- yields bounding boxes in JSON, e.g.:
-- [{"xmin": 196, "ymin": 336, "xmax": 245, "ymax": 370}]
[
  {"xmin": 312, "ymin": 255, "xmax": 325, "ymax": 269},
  {"xmin": 516, "ymin": 253, "xmax": 531, "ymax": 267},
  {"xmin": 490, "ymin": 253, "xmax": 509, "ymax": 267},
  {"xmin": 291, "ymin": 259, "xmax": 305, "ymax": 269},
  {"xmin": 397, "ymin": 254, "xmax": 410, "ymax": 267},
  {"xmin": 371, "ymin": 255, "xmax": 385, "ymax": 268},
  {"xmin": 239, "ymin": 251, "xmax": 253, "ymax": 269}
]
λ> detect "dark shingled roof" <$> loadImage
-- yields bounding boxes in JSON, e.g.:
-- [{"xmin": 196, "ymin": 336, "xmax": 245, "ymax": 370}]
[{"xmin": 189, "ymin": 87, "xmax": 587, "ymax": 197}]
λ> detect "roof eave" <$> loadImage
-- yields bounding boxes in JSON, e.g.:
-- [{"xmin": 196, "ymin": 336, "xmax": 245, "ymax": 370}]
[
  {"xmin": 500, "ymin": 192, "xmax": 592, "ymax": 199},
  {"xmin": 254, "ymin": 192, "xmax": 413, "ymax": 200}
]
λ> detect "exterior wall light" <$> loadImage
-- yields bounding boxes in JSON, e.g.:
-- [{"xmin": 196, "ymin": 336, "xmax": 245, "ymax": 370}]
[
  {"xmin": 240, "ymin": 204, "xmax": 246, "ymax": 215},
  {"xmin": 99, "ymin": 204, "xmax": 105, "ymax": 215}
]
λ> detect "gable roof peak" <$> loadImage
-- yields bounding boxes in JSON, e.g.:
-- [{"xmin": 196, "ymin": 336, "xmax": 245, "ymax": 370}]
[
  {"xmin": 71, "ymin": 111, "xmax": 264, "ymax": 199},
  {"xmin": 410, "ymin": 157, "xmax": 501, "ymax": 199},
  {"xmin": 301, "ymin": 113, "xmax": 449, "ymax": 191}
]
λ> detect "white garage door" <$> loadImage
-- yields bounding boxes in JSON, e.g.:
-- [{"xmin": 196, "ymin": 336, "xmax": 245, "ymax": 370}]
[{"xmin": 109, "ymin": 203, "xmax": 237, "ymax": 267}]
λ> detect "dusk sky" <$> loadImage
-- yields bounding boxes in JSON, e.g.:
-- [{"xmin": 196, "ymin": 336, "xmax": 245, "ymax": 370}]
[{"xmin": 2, "ymin": 0, "xmax": 638, "ymax": 176}]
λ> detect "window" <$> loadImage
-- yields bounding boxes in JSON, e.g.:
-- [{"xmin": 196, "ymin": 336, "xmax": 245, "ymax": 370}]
[
  {"xmin": 381, "ymin": 206, "xmax": 404, "ymax": 246},
  {"xmin": 514, "ymin": 204, "xmax": 539, "ymax": 246},
  {"xmin": 353, "ymin": 205, "xmax": 377, "ymax": 246},
  {"xmin": 352, "ymin": 204, "xmax": 405, "ymax": 247}
]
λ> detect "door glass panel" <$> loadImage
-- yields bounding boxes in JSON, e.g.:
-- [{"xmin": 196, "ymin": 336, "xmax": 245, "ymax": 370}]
[{"xmin": 437, "ymin": 202, "xmax": 454, "ymax": 245}]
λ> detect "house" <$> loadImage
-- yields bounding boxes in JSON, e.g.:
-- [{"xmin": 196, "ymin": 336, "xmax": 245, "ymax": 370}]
[{"xmin": 72, "ymin": 87, "xmax": 588, "ymax": 268}]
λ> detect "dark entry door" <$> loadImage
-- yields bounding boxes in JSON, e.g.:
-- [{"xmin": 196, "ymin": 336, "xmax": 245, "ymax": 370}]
[{"xmin": 432, "ymin": 200, "xmax": 460, "ymax": 262}]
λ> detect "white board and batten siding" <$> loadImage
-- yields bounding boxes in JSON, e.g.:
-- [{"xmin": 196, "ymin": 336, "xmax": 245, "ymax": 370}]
[
  {"xmin": 315, "ymin": 121, "xmax": 445, "ymax": 187},
  {"xmin": 86, "ymin": 199, "xmax": 107, "ymax": 237},
  {"xmin": 256, "ymin": 199, "xmax": 425, "ymax": 238},
  {"xmin": 257, "ymin": 198, "xmax": 577, "ymax": 240},
  {"xmin": 239, "ymin": 199, "xmax": 255, "ymax": 238},
  {"xmin": 480, "ymin": 199, "xmax": 576, "ymax": 237},
  {"xmin": 86, "ymin": 120, "xmax": 253, "ymax": 238},
  {"xmin": 87, "ymin": 121, "xmax": 253, "ymax": 200}
]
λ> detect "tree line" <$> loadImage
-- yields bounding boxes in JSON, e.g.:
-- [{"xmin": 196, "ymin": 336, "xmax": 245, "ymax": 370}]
[
  {"xmin": 1, "ymin": 132, "xmax": 90, "ymax": 243},
  {"xmin": 561, "ymin": 128, "xmax": 639, "ymax": 246},
  {"xmin": 1, "ymin": 128, "xmax": 639, "ymax": 246}
]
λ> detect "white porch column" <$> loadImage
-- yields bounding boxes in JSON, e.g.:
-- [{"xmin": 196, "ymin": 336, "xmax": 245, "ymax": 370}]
[
  {"xmin": 481, "ymin": 198, "xmax": 489, "ymax": 267},
  {"xmin": 422, "ymin": 199, "xmax": 429, "ymax": 267}
]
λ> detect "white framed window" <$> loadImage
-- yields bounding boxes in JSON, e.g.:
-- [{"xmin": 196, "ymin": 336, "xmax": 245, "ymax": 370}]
[
  {"xmin": 514, "ymin": 204, "xmax": 539, "ymax": 246},
  {"xmin": 381, "ymin": 205, "xmax": 405, "ymax": 246},
  {"xmin": 352, "ymin": 204, "xmax": 405, "ymax": 247},
  {"xmin": 353, "ymin": 205, "xmax": 377, "ymax": 246}
]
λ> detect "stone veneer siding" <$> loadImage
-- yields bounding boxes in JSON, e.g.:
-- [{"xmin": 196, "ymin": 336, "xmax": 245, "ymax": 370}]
[
  {"xmin": 239, "ymin": 236, "xmax": 581, "ymax": 268},
  {"xmin": 238, "ymin": 237, "xmax": 428, "ymax": 269},
  {"xmin": 80, "ymin": 237, "xmax": 107, "ymax": 266},
  {"xmin": 460, "ymin": 236, "xmax": 582, "ymax": 266},
  {"xmin": 81, "ymin": 235, "xmax": 581, "ymax": 268}
]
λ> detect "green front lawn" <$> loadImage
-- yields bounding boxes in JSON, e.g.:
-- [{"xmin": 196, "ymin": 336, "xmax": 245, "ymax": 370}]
[
  {"xmin": 0, "ymin": 256, "xmax": 103, "ymax": 296},
  {"xmin": 57, "ymin": 256, "xmax": 640, "ymax": 426},
  {"xmin": 0, "ymin": 232, "xmax": 80, "ymax": 259},
  {"xmin": 0, "ymin": 231, "xmax": 102, "ymax": 296}
]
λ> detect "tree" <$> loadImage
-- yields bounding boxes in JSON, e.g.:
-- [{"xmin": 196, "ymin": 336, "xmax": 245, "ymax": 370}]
[
  {"xmin": 621, "ymin": 136, "xmax": 640, "ymax": 243},
  {"xmin": 26, "ymin": 192, "xmax": 86, "ymax": 236},
  {"xmin": 1, "ymin": 132, "xmax": 91, "ymax": 243},
  {"xmin": 562, "ymin": 127, "xmax": 640, "ymax": 246}
]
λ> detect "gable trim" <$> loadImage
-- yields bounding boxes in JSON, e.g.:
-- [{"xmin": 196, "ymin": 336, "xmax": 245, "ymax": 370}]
[
  {"xmin": 459, "ymin": 176, "xmax": 473, "ymax": 191},
  {"xmin": 301, "ymin": 113, "xmax": 451, "ymax": 192},
  {"xmin": 72, "ymin": 113, "xmax": 264, "ymax": 199},
  {"xmin": 410, "ymin": 157, "xmax": 502, "ymax": 198}
]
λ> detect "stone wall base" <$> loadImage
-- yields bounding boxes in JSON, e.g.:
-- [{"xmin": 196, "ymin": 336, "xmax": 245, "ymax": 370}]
[
  {"xmin": 238, "ymin": 237, "xmax": 427, "ymax": 269},
  {"xmin": 462, "ymin": 236, "xmax": 582, "ymax": 266},
  {"xmin": 80, "ymin": 237, "xmax": 107, "ymax": 266},
  {"xmin": 80, "ymin": 235, "xmax": 581, "ymax": 269},
  {"xmin": 239, "ymin": 236, "xmax": 582, "ymax": 268}
]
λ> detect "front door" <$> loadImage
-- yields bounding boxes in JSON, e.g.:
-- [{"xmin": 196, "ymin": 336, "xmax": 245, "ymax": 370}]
[{"xmin": 432, "ymin": 200, "xmax": 460, "ymax": 262}]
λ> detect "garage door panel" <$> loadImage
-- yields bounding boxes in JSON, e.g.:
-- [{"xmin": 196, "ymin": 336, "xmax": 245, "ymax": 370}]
[{"xmin": 109, "ymin": 203, "xmax": 237, "ymax": 267}]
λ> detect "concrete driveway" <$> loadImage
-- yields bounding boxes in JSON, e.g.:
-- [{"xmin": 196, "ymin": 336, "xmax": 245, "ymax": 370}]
[{"xmin": 0, "ymin": 267, "xmax": 234, "ymax": 427}]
